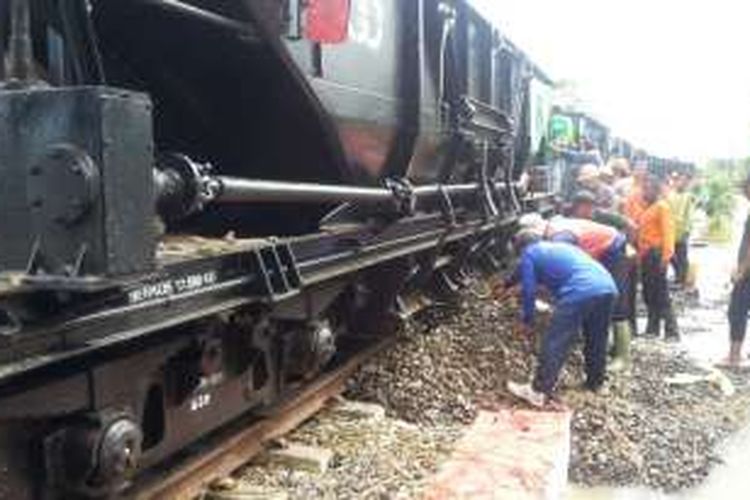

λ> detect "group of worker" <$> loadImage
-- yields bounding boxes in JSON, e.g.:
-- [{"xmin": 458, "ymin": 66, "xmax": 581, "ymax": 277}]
[{"xmin": 505, "ymin": 159, "xmax": 695, "ymax": 408}]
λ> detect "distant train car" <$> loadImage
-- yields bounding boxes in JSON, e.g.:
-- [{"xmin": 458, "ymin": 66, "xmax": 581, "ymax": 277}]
[
  {"xmin": 545, "ymin": 108, "xmax": 609, "ymax": 200},
  {"xmin": 545, "ymin": 108, "xmax": 694, "ymax": 199},
  {"xmin": 609, "ymin": 137, "xmax": 635, "ymax": 162},
  {"xmin": 647, "ymin": 156, "xmax": 696, "ymax": 179}
]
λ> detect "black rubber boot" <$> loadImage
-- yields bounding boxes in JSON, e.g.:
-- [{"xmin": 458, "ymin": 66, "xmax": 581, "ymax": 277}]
[
  {"xmin": 664, "ymin": 306, "xmax": 679, "ymax": 340},
  {"xmin": 644, "ymin": 313, "xmax": 660, "ymax": 337}
]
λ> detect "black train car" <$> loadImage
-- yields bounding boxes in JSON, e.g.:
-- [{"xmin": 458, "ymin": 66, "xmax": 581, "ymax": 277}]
[
  {"xmin": 0, "ymin": 1, "xmax": 550, "ymax": 497},
  {"xmin": 646, "ymin": 156, "xmax": 696, "ymax": 178},
  {"xmin": 609, "ymin": 137, "xmax": 634, "ymax": 161}
]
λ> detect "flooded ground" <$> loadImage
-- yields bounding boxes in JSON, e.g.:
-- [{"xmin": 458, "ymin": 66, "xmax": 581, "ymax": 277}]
[{"xmin": 569, "ymin": 203, "xmax": 750, "ymax": 500}]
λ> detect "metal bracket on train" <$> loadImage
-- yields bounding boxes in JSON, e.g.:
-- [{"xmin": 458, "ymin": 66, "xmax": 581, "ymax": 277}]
[
  {"xmin": 437, "ymin": 185, "xmax": 457, "ymax": 227},
  {"xmin": 384, "ymin": 177, "xmax": 417, "ymax": 217},
  {"xmin": 456, "ymin": 97, "xmax": 476, "ymax": 125},
  {"xmin": 248, "ymin": 243, "xmax": 301, "ymax": 301},
  {"xmin": 0, "ymin": 239, "xmax": 114, "ymax": 297}
]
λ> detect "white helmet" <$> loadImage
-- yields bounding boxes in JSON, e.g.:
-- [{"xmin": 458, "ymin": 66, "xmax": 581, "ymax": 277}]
[
  {"xmin": 518, "ymin": 213, "xmax": 544, "ymax": 230},
  {"xmin": 577, "ymin": 163, "xmax": 600, "ymax": 183}
]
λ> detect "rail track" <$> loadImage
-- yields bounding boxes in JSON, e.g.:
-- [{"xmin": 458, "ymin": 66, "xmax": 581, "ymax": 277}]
[{"xmin": 129, "ymin": 338, "xmax": 391, "ymax": 500}]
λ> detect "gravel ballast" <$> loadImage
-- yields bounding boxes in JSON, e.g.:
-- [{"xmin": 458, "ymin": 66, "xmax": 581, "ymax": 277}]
[
  {"xmin": 346, "ymin": 284, "xmax": 750, "ymax": 492},
  {"xmin": 235, "ymin": 280, "xmax": 750, "ymax": 496},
  {"xmin": 236, "ymin": 406, "xmax": 460, "ymax": 499}
]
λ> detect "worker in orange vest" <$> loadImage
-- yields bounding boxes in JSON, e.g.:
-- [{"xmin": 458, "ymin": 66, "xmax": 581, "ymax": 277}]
[{"xmin": 637, "ymin": 175, "xmax": 678, "ymax": 339}]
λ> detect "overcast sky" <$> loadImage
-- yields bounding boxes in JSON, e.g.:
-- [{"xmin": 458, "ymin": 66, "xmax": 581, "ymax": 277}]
[{"xmin": 470, "ymin": 0, "xmax": 750, "ymax": 161}]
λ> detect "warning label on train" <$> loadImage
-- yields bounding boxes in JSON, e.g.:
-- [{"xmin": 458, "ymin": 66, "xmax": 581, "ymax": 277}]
[{"xmin": 128, "ymin": 271, "xmax": 218, "ymax": 304}]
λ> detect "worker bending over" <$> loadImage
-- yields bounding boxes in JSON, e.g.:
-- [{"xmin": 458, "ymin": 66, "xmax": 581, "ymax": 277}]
[
  {"xmin": 506, "ymin": 232, "xmax": 618, "ymax": 407},
  {"xmin": 518, "ymin": 214, "xmax": 632, "ymax": 369}
]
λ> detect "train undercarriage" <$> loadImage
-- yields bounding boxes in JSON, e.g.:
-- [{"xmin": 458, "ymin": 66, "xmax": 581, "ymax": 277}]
[{"xmin": 0, "ymin": 203, "xmax": 519, "ymax": 498}]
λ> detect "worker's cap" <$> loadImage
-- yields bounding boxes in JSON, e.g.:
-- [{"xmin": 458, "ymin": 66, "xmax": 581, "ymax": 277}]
[
  {"xmin": 517, "ymin": 213, "xmax": 544, "ymax": 230},
  {"xmin": 599, "ymin": 165, "xmax": 614, "ymax": 179},
  {"xmin": 512, "ymin": 228, "xmax": 542, "ymax": 251},
  {"xmin": 577, "ymin": 163, "xmax": 600, "ymax": 182},
  {"xmin": 608, "ymin": 157, "xmax": 630, "ymax": 175},
  {"xmin": 572, "ymin": 190, "xmax": 597, "ymax": 205}
]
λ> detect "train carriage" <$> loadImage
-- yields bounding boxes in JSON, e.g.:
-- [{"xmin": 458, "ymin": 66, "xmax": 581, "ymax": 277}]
[{"xmin": 0, "ymin": 1, "xmax": 553, "ymax": 498}]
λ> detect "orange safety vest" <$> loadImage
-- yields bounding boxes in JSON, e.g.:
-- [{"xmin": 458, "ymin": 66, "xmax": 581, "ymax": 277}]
[
  {"xmin": 623, "ymin": 186, "xmax": 647, "ymax": 224},
  {"xmin": 636, "ymin": 200, "xmax": 675, "ymax": 262},
  {"xmin": 545, "ymin": 218, "xmax": 619, "ymax": 260}
]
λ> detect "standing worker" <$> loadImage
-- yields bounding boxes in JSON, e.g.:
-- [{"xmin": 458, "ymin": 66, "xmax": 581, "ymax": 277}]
[
  {"xmin": 667, "ymin": 172, "xmax": 695, "ymax": 287},
  {"xmin": 724, "ymin": 174, "xmax": 750, "ymax": 367},
  {"xmin": 638, "ymin": 175, "xmax": 678, "ymax": 339},
  {"xmin": 620, "ymin": 161, "xmax": 650, "ymax": 337},
  {"xmin": 505, "ymin": 232, "xmax": 618, "ymax": 407}
]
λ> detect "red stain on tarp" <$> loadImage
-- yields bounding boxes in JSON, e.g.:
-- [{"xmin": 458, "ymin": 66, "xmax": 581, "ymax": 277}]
[
  {"xmin": 423, "ymin": 409, "xmax": 572, "ymax": 500},
  {"xmin": 306, "ymin": 0, "xmax": 351, "ymax": 44},
  {"xmin": 511, "ymin": 411, "xmax": 535, "ymax": 432}
]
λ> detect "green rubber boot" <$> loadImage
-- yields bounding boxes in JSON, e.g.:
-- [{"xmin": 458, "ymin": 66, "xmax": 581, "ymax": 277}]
[{"xmin": 609, "ymin": 321, "xmax": 632, "ymax": 372}]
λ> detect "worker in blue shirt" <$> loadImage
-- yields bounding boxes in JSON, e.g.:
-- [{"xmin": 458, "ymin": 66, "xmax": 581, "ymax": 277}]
[{"xmin": 505, "ymin": 230, "xmax": 619, "ymax": 407}]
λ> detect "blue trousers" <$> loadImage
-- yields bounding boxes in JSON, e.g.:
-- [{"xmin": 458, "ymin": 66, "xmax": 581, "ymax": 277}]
[{"xmin": 533, "ymin": 293, "xmax": 616, "ymax": 395}]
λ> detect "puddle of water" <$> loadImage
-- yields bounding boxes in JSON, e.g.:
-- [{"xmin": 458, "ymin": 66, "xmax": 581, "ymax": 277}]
[
  {"xmin": 566, "ymin": 486, "xmax": 671, "ymax": 500},
  {"xmin": 687, "ymin": 424, "xmax": 750, "ymax": 500}
]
